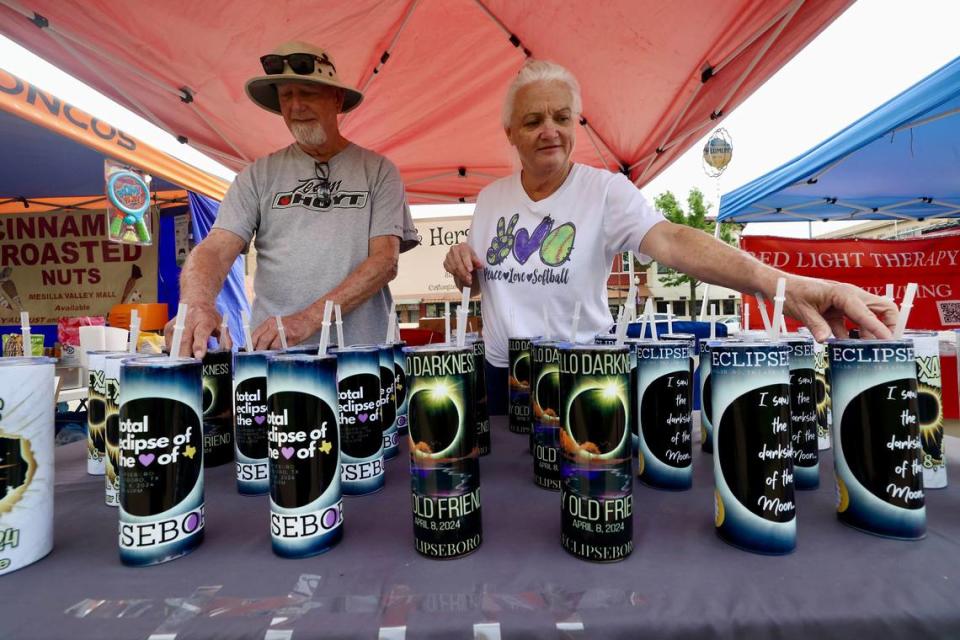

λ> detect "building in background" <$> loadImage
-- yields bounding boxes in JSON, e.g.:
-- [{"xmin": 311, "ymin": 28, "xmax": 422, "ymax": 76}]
[
  {"xmin": 817, "ymin": 219, "xmax": 960, "ymax": 240},
  {"xmin": 646, "ymin": 260, "xmax": 740, "ymax": 319}
]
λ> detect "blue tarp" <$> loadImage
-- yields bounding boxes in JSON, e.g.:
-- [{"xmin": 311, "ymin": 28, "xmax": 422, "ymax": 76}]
[
  {"xmin": 719, "ymin": 56, "xmax": 960, "ymax": 223},
  {"xmin": 0, "ymin": 107, "xmax": 178, "ymax": 197},
  {"xmin": 188, "ymin": 192, "xmax": 250, "ymax": 348}
]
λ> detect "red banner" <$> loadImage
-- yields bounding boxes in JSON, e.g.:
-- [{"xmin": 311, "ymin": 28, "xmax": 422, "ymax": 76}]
[{"xmin": 739, "ymin": 235, "xmax": 960, "ymax": 331}]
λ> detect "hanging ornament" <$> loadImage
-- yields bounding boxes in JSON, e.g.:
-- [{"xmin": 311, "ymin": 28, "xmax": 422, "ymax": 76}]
[{"xmin": 702, "ymin": 128, "xmax": 733, "ymax": 177}]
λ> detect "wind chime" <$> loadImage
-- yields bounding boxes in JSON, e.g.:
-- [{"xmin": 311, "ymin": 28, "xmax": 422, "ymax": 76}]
[{"xmin": 699, "ymin": 128, "xmax": 733, "ymax": 326}]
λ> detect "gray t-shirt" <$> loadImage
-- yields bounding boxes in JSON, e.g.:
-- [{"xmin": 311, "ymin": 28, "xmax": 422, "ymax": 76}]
[{"xmin": 213, "ymin": 142, "xmax": 419, "ymax": 346}]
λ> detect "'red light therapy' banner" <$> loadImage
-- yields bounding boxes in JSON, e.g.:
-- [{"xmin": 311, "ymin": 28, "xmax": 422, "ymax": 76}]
[{"xmin": 740, "ymin": 235, "xmax": 960, "ymax": 331}]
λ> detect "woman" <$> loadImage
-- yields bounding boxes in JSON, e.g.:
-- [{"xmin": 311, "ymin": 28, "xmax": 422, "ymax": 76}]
[{"xmin": 444, "ymin": 60, "xmax": 897, "ymax": 414}]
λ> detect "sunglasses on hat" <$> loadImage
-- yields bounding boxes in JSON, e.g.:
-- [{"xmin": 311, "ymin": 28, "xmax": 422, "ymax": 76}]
[{"xmin": 260, "ymin": 53, "xmax": 337, "ymax": 76}]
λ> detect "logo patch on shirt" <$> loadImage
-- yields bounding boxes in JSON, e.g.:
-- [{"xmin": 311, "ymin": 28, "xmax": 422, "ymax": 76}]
[{"xmin": 273, "ymin": 178, "xmax": 368, "ymax": 212}]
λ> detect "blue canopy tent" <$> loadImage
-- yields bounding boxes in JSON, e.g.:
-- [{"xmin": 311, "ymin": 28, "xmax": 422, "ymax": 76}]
[
  {"xmin": 718, "ymin": 56, "xmax": 960, "ymax": 223},
  {"xmin": 0, "ymin": 103, "xmax": 249, "ymax": 348}
]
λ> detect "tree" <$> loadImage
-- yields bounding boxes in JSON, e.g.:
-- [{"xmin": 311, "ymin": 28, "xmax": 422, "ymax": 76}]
[{"xmin": 653, "ymin": 188, "xmax": 739, "ymax": 319}]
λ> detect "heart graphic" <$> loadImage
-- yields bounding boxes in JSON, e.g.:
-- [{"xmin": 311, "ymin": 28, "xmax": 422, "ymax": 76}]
[
  {"xmin": 254, "ymin": 415, "xmax": 266, "ymax": 425},
  {"xmin": 512, "ymin": 217, "xmax": 554, "ymax": 264},
  {"xmin": 138, "ymin": 453, "xmax": 155, "ymax": 467},
  {"xmin": 281, "ymin": 447, "xmax": 295, "ymax": 459},
  {"xmin": 512, "ymin": 228, "xmax": 537, "ymax": 264},
  {"xmin": 358, "ymin": 413, "xmax": 368, "ymax": 423}
]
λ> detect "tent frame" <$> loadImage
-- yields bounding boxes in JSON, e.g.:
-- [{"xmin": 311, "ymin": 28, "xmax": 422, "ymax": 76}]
[{"xmin": 2, "ymin": 0, "xmax": 837, "ymax": 198}]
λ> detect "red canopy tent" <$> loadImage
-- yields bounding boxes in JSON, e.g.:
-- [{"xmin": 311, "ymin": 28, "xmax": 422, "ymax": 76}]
[{"xmin": 0, "ymin": 0, "xmax": 851, "ymax": 202}]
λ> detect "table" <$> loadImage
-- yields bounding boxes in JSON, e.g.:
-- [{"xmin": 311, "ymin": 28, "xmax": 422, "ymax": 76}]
[{"xmin": 4, "ymin": 417, "xmax": 960, "ymax": 639}]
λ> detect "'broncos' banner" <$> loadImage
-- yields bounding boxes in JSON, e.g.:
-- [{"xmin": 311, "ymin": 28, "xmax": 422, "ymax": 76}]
[{"xmin": 740, "ymin": 235, "xmax": 960, "ymax": 331}]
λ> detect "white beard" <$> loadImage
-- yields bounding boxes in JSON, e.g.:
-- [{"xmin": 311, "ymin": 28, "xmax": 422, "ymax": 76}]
[{"xmin": 289, "ymin": 122, "xmax": 328, "ymax": 147}]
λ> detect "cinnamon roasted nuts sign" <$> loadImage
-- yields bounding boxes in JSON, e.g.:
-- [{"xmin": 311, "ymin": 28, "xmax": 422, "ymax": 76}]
[{"xmin": 0, "ymin": 208, "xmax": 157, "ymax": 324}]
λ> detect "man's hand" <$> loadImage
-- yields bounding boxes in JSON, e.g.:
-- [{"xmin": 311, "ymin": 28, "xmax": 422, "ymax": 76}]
[
  {"xmin": 443, "ymin": 243, "xmax": 483, "ymax": 290},
  {"xmin": 251, "ymin": 308, "xmax": 320, "ymax": 351},
  {"xmin": 163, "ymin": 302, "xmax": 222, "ymax": 358},
  {"xmin": 782, "ymin": 275, "xmax": 898, "ymax": 342},
  {"xmin": 168, "ymin": 229, "xmax": 246, "ymax": 358}
]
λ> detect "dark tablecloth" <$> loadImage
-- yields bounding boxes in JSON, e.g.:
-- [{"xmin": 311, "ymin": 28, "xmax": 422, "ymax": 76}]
[{"xmin": 3, "ymin": 417, "xmax": 960, "ymax": 639}]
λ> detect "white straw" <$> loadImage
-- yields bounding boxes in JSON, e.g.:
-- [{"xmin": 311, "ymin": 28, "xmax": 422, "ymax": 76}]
[
  {"xmin": 646, "ymin": 298, "xmax": 659, "ymax": 340},
  {"xmin": 624, "ymin": 287, "xmax": 638, "ymax": 333},
  {"xmin": 885, "ymin": 283, "xmax": 895, "ymax": 302},
  {"xmin": 169, "ymin": 303, "xmax": 188, "ymax": 359},
  {"xmin": 667, "ymin": 308, "xmax": 674, "ymax": 334},
  {"xmin": 275, "ymin": 316, "xmax": 288, "ymax": 350},
  {"xmin": 709, "ymin": 303, "xmax": 716, "ymax": 340},
  {"xmin": 614, "ymin": 306, "xmax": 626, "ymax": 346},
  {"xmin": 770, "ymin": 278, "xmax": 787, "ymax": 341},
  {"xmin": 335, "ymin": 304, "xmax": 345, "ymax": 348},
  {"xmin": 444, "ymin": 301, "xmax": 451, "ymax": 343},
  {"xmin": 455, "ymin": 306, "xmax": 468, "ymax": 347},
  {"xmin": 386, "ymin": 300, "xmax": 397, "ymax": 344},
  {"xmin": 459, "ymin": 287, "xmax": 471, "ymax": 323},
  {"xmin": 20, "ymin": 311, "xmax": 30, "ymax": 356},
  {"xmin": 744, "ymin": 299, "xmax": 750, "ymax": 332},
  {"xmin": 455, "ymin": 287, "xmax": 471, "ymax": 347},
  {"xmin": 542, "ymin": 305, "xmax": 551, "ymax": 340},
  {"xmin": 755, "ymin": 292, "xmax": 772, "ymax": 333},
  {"xmin": 242, "ymin": 310, "xmax": 254, "ymax": 353},
  {"xmin": 219, "ymin": 315, "xmax": 228, "ymax": 351},
  {"xmin": 617, "ymin": 298, "xmax": 633, "ymax": 344},
  {"xmin": 780, "ymin": 315, "xmax": 788, "ymax": 334},
  {"xmin": 569, "ymin": 302, "xmax": 582, "ymax": 343},
  {"xmin": 317, "ymin": 301, "xmax": 334, "ymax": 355},
  {"xmin": 893, "ymin": 282, "xmax": 918, "ymax": 339},
  {"xmin": 128, "ymin": 309, "xmax": 140, "ymax": 353}
]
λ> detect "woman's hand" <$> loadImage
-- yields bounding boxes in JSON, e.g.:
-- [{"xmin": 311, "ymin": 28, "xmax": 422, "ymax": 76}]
[
  {"xmin": 782, "ymin": 275, "xmax": 898, "ymax": 341},
  {"xmin": 443, "ymin": 243, "xmax": 484, "ymax": 290}
]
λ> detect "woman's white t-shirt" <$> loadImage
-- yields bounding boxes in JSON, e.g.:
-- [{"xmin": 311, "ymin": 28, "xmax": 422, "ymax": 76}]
[{"xmin": 468, "ymin": 164, "xmax": 666, "ymax": 367}]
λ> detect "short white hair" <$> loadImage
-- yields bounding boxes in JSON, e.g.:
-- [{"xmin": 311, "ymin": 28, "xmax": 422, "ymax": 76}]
[{"xmin": 501, "ymin": 59, "xmax": 582, "ymax": 128}]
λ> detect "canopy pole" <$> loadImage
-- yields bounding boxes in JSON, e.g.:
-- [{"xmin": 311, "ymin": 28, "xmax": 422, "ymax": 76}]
[
  {"xmin": 1, "ymin": 0, "xmax": 185, "ymax": 100},
  {"xmin": 711, "ymin": 3, "xmax": 800, "ymax": 75},
  {"xmin": 352, "ymin": 0, "xmax": 421, "ymax": 98},
  {"xmin": 184, "ymin": 103, "xmax": 251, "ymax": 163},
  {"xmin": 582, "ymin": 120, "xmax": 615, "ymax": 170},
  {"xmin": 40, "ymin": 29, "xmax": 182, "ymax": 145},
  {"xmin": 404, "ymin": 169, "xmax": 503, "ymax": 187},
  {"xmin": 636, "ymin": 0, "xmax": 803, "ymax": 185},
  {"xmin": 4, "ymin": 0, "xmax": 250, "ymax": 167},
  {"xmin": 712, "ymin": 0, "xmax": 803, "ymax": 119},
  {"xmin": 189, "ymin": 140, "xmax": 246, "ymax": 166},
  {"xmin": 632, "ymin": 78, "xmax": 705, "ymax": 182},
  {"xmin": 473, "ymin": 0, "xmax": 531, "ymax": 57},
  {"xmin": 405, "ymin": 191, "xmax": 474, "ymax": 204},
  {"xmin": 630, "ymin": 0, "xmax": 803, "ymax": 185}
]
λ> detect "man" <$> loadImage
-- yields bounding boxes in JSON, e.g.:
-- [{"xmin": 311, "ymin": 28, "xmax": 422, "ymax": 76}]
[{"xmin": 166, "ymin": 42, "xmax": 418, "ymax": 357}]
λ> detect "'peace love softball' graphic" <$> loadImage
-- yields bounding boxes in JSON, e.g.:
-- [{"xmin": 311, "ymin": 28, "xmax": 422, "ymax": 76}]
[
  {"xmin": 486, "ymin": 214, "xmax": 576, "ymax": 267},
  {"xmin": 118, "ymin": 398, "xmax": 203, "ymax": 517}
]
